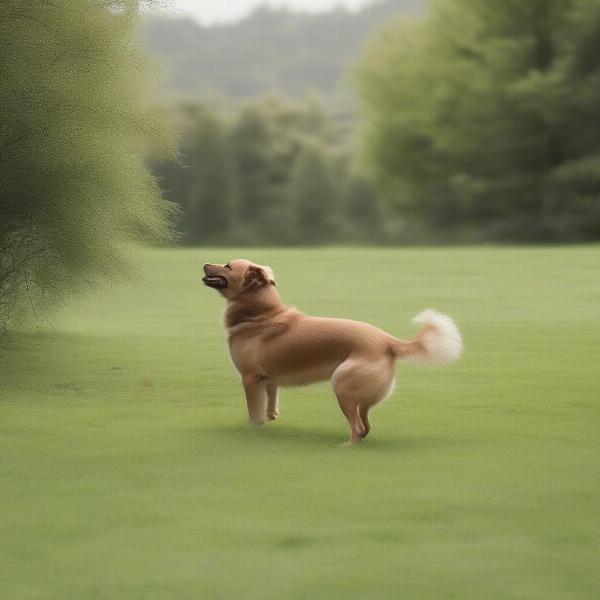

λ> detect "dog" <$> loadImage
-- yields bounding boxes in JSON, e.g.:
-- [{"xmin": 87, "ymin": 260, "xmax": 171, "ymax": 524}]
[{"xmin": 203, "ymin": 259, "xmax": 462, "ymax": 444}]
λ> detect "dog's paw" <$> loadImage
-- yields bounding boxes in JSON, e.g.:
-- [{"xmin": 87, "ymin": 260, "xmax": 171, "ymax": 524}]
[
  {"xmin": 338, "ymin": 438, "xmax": 362, "ymax": 448},
  {"xmin": 267, "ymin": 412, "xmax": 279, "ymax": 421}
]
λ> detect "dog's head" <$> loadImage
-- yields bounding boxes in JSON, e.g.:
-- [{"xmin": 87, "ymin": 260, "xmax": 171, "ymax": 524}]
[{"xmin": 203, "ymin": 259, "xmax": 276, "ymax": 299}]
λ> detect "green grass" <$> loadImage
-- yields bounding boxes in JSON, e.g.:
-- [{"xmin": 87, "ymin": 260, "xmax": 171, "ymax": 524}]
[{"xmin": 1, "ymin": 246, "xmax": 599, "ymax": 600}]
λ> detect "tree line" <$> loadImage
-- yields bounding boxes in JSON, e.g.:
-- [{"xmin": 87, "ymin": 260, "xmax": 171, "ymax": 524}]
[{"xmin": 152, "ymin": 99, "xmax": 388, "ymax": 245}]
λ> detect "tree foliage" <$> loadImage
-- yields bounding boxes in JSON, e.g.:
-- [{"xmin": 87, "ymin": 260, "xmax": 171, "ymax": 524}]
[
  {"xmin": 288, "ymin": 144, "xmax": 337, "ymax": 244},
  {"xmin": 0, "ymin": 1, "xmax": 175, "ymax": 328},
  {"xmin": 357, "ymin": 0, "xmax": 600, "ymax": 241},
  {"xmin": 154, "ymin": 98, "xmax": 385, "ymax": 246}
]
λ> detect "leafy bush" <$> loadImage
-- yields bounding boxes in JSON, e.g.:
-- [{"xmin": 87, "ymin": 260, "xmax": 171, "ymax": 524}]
[{"xmin": 0, "ymin": 1, "xmax": 176, "ymax": 329}]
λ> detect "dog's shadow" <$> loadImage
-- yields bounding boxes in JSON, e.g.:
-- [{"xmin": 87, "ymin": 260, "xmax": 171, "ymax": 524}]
[
  {"xmin": 209, "ymin": 422, "xmax": 343, "ymax": 448},
  {"xmin": 206, "ymin": 421, "xmax": 475, "ymax": 453}
]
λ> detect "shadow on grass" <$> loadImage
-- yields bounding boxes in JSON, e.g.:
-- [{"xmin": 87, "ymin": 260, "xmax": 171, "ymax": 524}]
[
  {"xmin": 202, "ymin": 421, "xmax": 478, "ymax": 454},
  {"xmin": 206, "ymin": 422, "xmax": 344, "ymax": 448},
  {"xmin": 0, "ymin": 330, "xmax": 96, "ymax": 390}
]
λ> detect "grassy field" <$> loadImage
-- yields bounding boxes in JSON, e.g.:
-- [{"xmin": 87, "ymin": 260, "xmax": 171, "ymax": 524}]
[{"xmin": 1, "ymin": 246, "xmax": 599, "ymax": 600}]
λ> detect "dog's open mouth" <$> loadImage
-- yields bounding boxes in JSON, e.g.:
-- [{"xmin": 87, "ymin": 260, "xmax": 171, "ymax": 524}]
[{"xmin": 202, "ymin": 275, "xmax": 228, "ymax": 289}]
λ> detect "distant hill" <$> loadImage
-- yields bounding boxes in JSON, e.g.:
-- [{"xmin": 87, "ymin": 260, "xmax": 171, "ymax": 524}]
[{"xmin": 141, "ymin": 0, "xmax": 426, "ymax": 107}]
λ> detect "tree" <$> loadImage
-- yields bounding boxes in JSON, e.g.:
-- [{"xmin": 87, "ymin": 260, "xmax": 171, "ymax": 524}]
[
  {"xmin": 0, "ymin": 1, "xmax": 175, "ymax": 329},
  {"xmin": 150, "ymin": 97, "xmax": 384, "ymax": 246},
  {"xmin": 228, "ymin": 106, "xmax": 276, "ymax": 242},
  {"xmin": 227, "ymin": 98, "xmax": 334, "ymax": 244},
  {"xmin": 155, "ymin": 105, "xmax": 231, "ymax": 244},
  {"xmin": 288, "ymin": 144, "xmax": 338, "ymax": 244},
  {"xmin": 356, "ymin": 0, "xmax": 600, "ymax": 241},
  {"xmin": 342, "ymin": 173, "xmax": 383, "ymax": 242}
]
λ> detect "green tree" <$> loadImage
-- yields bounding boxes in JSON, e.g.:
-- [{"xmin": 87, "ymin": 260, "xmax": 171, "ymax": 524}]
[
  {"xmin": 150, "ymin": 97, "xmax": 382, "ymax": 246},
  {"xmin": 342, "ymin": 173, "xmax": 383, "ymax": 242},
  {"xmin": 156, "ymin": 105, "xmax": 231, "ymax": 244},
  {"xmin": 357, "ymin": 0, "xmax": 600, "ymax": 241},
  {"xmin": 228, "ymin": 106, "xmax": 275, "ymax": 241},
  {"xmin": 288, "ymin": 144, "xmax": 338, "ymax": 244},
  {"xmin": 227, "ymin": 98, "xmax": 334, "ymax": 244},
  {"xmin": 0, "ymin": 1, "xmax": 175, "ymax": 328}
]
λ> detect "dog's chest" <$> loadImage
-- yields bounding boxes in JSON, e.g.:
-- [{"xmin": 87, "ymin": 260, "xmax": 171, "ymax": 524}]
[{"xmin": 227, "ymin": 335, "xmax": 261, "ymax": 375}]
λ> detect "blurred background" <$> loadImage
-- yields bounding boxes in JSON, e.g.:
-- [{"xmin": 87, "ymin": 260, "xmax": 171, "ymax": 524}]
[
  {"xmin": 144, "ymin": 0, "xmax": 424, "ymax": 246},
  {"xmin": 3, "ymin": 0, "xmax": 600, "ymax": 326},
  {"xmin": 143, "ymin": 0, "xmax": 600, "ymax": 246}
]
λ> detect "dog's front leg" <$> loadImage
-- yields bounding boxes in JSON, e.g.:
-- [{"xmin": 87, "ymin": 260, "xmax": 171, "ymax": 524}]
[
  {"xmin": 266, "ymin": 382, "xmax": 279, "ymax": 420},
  {"xmin": 242, "ymin": 375, "xmax": 267, "ymax": 426}
]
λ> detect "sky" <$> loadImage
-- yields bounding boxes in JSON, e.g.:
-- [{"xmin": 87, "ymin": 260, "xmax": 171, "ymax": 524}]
[{"xmin": 163, "ymin": 0, "xmax": 375, "ymax": 25}]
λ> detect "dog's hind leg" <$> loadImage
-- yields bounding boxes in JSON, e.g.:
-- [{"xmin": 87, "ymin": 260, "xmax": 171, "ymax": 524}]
[
  {"xmin": 359, "ymin": 374, "xmax": 396, "ymax": 439},
  {"xmin": 359, "ymin": 403, "xmax": 371, "ymax": 439},
  {"xmin": 336, "ymin": 393, "xmax": 365, "ymax": 444},
  {"xmin": 266, "ymin": 382, "xmax": 279, "ymax": 421},
  {"xmin": 332, "ymin": 357, "xmax": 395, "ymax": 444},
  {"xmin": 332, "ymin": 359, "xmax": 370, "ymax": 444}
]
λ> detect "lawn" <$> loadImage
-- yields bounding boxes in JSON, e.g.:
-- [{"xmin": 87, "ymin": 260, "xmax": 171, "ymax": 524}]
[{"xmin": 1, "ymin": 246, "xmax": 599, "ymax": 600}]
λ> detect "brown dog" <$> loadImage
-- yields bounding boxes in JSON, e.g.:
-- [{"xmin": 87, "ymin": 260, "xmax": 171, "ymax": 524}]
[{"xmin": 203, "ymin": 259, "xmax": 462, "ymax": 444}]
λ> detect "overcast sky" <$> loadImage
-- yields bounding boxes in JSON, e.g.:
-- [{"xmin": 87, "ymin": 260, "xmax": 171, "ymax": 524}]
[{"xmin": 164, "ymin": 0, "xmax": 375, "ymax": 25}]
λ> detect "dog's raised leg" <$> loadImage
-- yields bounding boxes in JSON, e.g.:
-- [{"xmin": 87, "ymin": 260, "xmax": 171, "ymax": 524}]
[
  {"xmin": 242, "ymin": 375, "xmax": 267, "ymax": 426},
  {"xmin": 266, "ymin": 382, "xmax": 279, "ymax": 421}
]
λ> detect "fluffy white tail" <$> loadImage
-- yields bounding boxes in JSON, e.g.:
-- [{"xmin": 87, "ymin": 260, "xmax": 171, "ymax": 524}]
[{"xmin": 393, "ymin": 309, "xmax": 463, "ymax": 366}]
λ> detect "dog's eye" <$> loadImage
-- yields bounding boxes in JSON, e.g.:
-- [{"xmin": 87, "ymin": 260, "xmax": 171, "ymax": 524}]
[{"xmin": 224, "ymin": 263, "xmax": 232, "ymax": 270}]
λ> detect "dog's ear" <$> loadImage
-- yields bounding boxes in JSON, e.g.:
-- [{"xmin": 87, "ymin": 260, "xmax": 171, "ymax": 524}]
[
  {"xmin": 262, "ymin": 265, "xmax": 276, "ymax": 286},
  {"xmin": 243, "ymin": 265, "xmax": 276, "ymax": 289}
]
